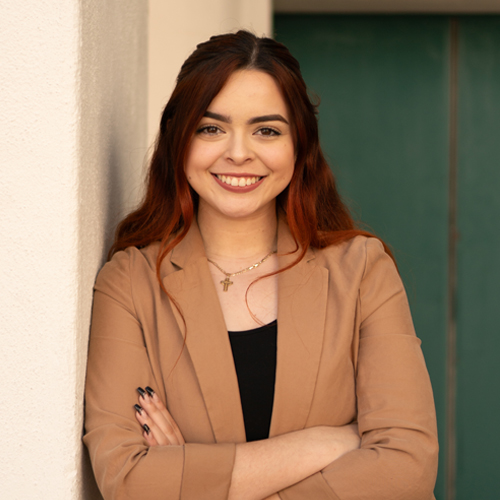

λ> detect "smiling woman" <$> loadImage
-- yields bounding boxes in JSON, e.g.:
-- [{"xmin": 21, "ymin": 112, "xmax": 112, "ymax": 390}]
[{"xmin": 83, "ymin": 30, "xmax": 439, "ymax": 500}]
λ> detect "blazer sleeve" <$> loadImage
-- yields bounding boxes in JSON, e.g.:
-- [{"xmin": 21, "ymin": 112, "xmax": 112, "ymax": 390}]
[
  {"xmin": 278, "ymin": 237, "xmax": 439, "ymax": 500},
  {"xmin": 83, "ymin": 250, "xmax": 236, "ymax": 500}
]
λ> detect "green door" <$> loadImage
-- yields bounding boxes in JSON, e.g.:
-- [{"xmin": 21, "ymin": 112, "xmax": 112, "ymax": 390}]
[{"xmin": 275, "ymin": 14, "xmax": 500, "ymax": 500}]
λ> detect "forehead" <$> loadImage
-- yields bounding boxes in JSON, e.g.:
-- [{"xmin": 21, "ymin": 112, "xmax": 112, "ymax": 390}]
[{"xmin": 207, "ymin": 70, "xmax": 288, "ymax": 117}]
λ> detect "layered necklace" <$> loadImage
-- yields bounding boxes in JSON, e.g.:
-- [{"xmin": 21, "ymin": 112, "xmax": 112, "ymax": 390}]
[{"xmin": 207, "ymin": 250, "xmax": 277, "ymax": 291}]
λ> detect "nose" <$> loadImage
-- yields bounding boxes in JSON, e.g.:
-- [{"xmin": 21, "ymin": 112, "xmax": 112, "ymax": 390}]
[{"xmin": 225, "ymin": 132, "xmax": 254, "ymax": 165}]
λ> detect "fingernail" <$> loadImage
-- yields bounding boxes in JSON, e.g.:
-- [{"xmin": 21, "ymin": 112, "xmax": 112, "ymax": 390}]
[
  {"xmin": 145, "ymin": 386, "xmax": 155, "ymax": 397},
  {"xmin": 143, "ymin": 424, "xmax": 150, "ymax": 434},
  {"xmin": 137, "ymin": 387, "xmax": 147, "ymax": 398},
  {"xmin": 134, "ymin": 404, "xmax": 143, "ymax": 414}
]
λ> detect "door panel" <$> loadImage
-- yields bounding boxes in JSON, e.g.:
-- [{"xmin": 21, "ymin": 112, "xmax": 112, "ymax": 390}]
[{"xmin": 456, "ymin": 16, "xmax": 500, "ymax": 500}]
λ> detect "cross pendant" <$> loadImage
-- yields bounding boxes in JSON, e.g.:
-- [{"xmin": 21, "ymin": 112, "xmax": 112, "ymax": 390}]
[{"xmin": 220, "ymin": 277, "xmax": 233, "ymax": 292}]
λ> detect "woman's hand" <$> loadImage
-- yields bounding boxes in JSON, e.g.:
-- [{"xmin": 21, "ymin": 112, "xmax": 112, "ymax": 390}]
[
  {"xmin": 135, "ymin": 386, "xmax": 185, "ymax": 447},
  {"xmin": 331, "ymin": 423, "xmax": 361, "ymax": 457}
]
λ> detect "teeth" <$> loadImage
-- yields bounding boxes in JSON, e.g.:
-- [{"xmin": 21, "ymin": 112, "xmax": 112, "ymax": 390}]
[{"xmin": 216, "ymin": 174, "xmax": 261, "ymax": 187}]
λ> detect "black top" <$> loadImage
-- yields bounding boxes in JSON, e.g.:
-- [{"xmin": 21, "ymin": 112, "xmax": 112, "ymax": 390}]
[{"xmin": 228, "ymin": 320, "xmax": 277, "ymax": 442}]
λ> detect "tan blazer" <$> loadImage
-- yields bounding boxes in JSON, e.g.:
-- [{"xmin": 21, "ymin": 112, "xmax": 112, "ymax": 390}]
[{"xmin": 84, "ymin": 219, "xmax": 438, "ymax": 500}]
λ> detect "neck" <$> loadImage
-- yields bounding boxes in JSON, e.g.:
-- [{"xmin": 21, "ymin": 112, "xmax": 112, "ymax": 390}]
[{"xmin": 196, "ymin": 202, "xmax": 278, "ymax": 263}]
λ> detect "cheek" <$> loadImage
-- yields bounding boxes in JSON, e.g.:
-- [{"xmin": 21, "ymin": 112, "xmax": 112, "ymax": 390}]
[
  {"xmin": 186, "ymin": 142, "xmax": 223, "ymax": 175},
  {"xmin": 262, "ymin": 144, "xmax": 295, "ymax": 168},
  {"xmin": 185, "ymin": 149, "xmax": 204, "ymax": 180},
  {"xmin": 275, "ymin": 150, "xmax": 295, "ymax": 180}
]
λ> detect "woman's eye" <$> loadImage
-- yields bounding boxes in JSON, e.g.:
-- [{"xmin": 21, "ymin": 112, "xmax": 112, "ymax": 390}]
[
  {"xmin": 256, "ymin": 127, "xmax": 281, "ymax": 137},
  {"xmin": 197, "ymin": 125, "xmax": 223, "ymax": 136}
]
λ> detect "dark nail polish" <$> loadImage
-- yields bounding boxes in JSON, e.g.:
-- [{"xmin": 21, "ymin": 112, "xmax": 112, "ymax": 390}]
[
  {"xmin": 134, "ymin": 404, "xmax": 143, "ymax": 414},
  {"xmin": 145, "ymin": 386, "xmax": 155, "ymax": 397},
  {"xmin": 143, "ymin": 424, "xmax": 150, "ymax": 434},
  {"xmin": 137, "ymin": 387, "xmax": 147, "ymax": 398}
]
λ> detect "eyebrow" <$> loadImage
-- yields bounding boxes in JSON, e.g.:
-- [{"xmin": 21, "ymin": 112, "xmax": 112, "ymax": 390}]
[
  {"xmin": 203, "ymin": 111, "xmax": 289, "ymax": 125},
  {"xmin": 249, "ymin": 114, "xmax": 289, "ymax": 125},
  {"xmin": 204, "ymin": 111, "xmax": 230, "ymax": 123}
]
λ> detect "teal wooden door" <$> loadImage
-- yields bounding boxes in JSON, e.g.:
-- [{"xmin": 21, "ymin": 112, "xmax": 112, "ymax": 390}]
[
  {"xmin": 455, "ymin": 17, "xmax": 500, "ymax": 500},
  {"xmin": 275, "ymin": 14, "xmax": 500, "ymax": 500}
]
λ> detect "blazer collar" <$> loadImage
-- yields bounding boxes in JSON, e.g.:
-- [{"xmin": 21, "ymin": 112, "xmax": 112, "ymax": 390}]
[
  {"xmin": 162, "ymin": 218, "xmax": 328, "ymax": 442},
  {"xmin": 168, "ymin": 222, "xmax": 207, "ymax": 270},
  {"xmin": 271, "ymin": 220, "xmax": 328, "ymax": 437}
]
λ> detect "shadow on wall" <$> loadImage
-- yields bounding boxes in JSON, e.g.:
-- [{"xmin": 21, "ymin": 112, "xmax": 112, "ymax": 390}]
[
  {"xmin": 81, "ymin": 446, "xmax": 104, "ymax": 500},
  {"xmin": 78, "ymin": 1, "xmax": 148, "ymax": 499}
]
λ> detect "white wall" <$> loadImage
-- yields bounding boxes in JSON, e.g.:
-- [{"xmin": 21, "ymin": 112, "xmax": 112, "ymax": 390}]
[
  {"xmin": 148, "ymin": 0, "xmax": 272, "ymax": 147},
  {"xmin": 0, "ymin": 1, "xmax": 147, "ymax": 498}
]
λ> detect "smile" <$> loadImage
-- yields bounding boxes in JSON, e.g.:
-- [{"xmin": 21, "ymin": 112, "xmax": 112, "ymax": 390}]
[
  {"xmin": 212, "ymin": 173, "xmax": 265, "ymax": 193},
  {"xmin": 215, "ymin": 174, "xmax": 263, "ymax": 187}
]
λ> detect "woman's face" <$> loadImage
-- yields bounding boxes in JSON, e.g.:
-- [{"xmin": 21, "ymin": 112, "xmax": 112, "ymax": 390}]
[{"xmin": 185, "ymin": 70, "xmax": 295, "ymax": 221}]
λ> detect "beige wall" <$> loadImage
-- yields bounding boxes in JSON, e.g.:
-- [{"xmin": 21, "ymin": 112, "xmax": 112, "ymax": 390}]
[
  {"xmin": 0, "ymin": 1, "xmax": 147, "ymax": 498},
  {"xmin": 148, "ymin": 0, "xmax": 273, "ymax": 147}
]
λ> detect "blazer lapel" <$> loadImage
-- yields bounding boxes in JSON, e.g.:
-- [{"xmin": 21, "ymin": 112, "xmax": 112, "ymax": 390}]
[
  {"xmin": 270, "ymin": 220, "xmax": 329, "ymax": 437},
  {"xmin": 162, "ymin": 223, "xmax": 246, "ymax": 444}
]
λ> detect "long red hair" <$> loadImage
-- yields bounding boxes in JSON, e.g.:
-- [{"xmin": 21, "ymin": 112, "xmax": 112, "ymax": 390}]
[{"xmin": 109, "ymin": 31, "xmax": 394, "ymax": 281}]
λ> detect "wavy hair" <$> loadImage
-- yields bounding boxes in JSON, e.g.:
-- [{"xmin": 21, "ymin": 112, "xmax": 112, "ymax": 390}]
[{"xmin": 109, "ymin": 30, "xmax": 393, "ymax": 283}]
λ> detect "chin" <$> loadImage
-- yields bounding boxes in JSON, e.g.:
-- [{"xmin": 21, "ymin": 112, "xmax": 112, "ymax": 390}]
[{"xmin": 220, "ymin": 201, "xmax": 275, "ymax": 220}]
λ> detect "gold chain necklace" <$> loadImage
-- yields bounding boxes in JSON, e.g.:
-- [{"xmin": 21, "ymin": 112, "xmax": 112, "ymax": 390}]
[{"xmin": 207, "ymin": 250, "xmax": 277, "ymax": 292}]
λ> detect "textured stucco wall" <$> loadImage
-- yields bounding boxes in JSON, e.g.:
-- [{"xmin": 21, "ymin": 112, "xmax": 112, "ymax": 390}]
[
  {"xmin": 0, "ymin": 2, "xmax": 81, "ymax": 497},
  {"xmin": 0, "ymin": 1, "xmax": 147, "ymax": 498},
  {"xmin": 148, "ymin": 0, "xmax": 272, "ymax": 146}
]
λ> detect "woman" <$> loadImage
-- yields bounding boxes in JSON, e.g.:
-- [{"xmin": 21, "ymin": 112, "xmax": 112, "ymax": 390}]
[{"xmin": 84, "ymin": 31, "xmax": 438, "ymax": 500}]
